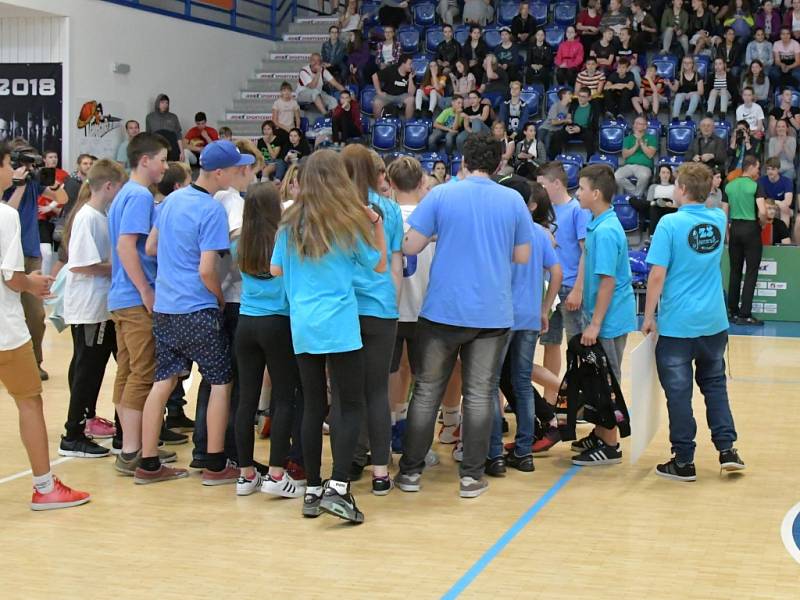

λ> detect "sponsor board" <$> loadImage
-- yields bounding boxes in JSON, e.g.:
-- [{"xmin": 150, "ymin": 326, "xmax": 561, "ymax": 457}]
[
  {"xmin": 283, "ymin": 34, "xmax": 329, "ymax": 42},
  {"xmin": 255, "ymin": 72, "xmax": 299, "ymax": 79},
  {"xmin": 269, "ymin": 53, "xmax": 311, "ymax": 61},
  {"xmin": 226, "ymin": 113, "xmax": 272, "ymax": 121},
  {"xmin": 241, "ymin": 91, "xmax": 281, "ymax": 99},
  {"xmin": 295, "ymin": 16, "xmax": 338, "ymax": 23}
]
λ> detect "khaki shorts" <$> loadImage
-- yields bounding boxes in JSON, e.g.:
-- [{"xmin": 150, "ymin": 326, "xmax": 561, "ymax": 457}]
[
  {"xmin": 111, "ymin": 306, "xmax": 155, "ymax": 411},
  {"xmin": 0, "ymin": 340, "xmax": 42, "ymax": 402}
]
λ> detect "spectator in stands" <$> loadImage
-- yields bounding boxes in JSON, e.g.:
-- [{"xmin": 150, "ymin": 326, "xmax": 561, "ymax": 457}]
[
  {"xmin": 615, "ymin": 115, "xmax": 657, "ymax": 199},
  {"xmin": 115, "ymin": 119, "xmax": 140, "ymax": 169},
  {"xmin": 499, "ymin": 81, "xmax": 531, "ymax": 141},
  {"xmin": 633, "ymin": 63, "xmax": 666, "ymax": 117},
  {"xmin": 219, "ymin": 127, "xmax": 233, "ymax": 141},
  {"xmin": 764, "ymin": 199, "xmax": 793, "ymax": 244},
  {"xmin": 64, "ymin": 154, "xmax": 95, "ymax": 207},
  {"xmin": 437, "ymin": 0, "xmax": 460, "ymax": 26},
  {"xmin": 495, "ymin": 28, "xmax": 520, "ymax": 82},
  {"xmin": 297, "ymin": 53, "xmax": 344, "ymax": 115},
  {"xmin": 416, "ymin": 62, "xmax": 450, "ymax": 117},
  {"xmin": 756, "ymin": 1, "xmax": 781, "ymax": 41},
  {"xmin": 735, "ymin": 87, "xmax": 766, "ymax": 146},
  {"xmin": 601, "ymin": 0, "xmax": 631, "ymax": 38},
  {"xmin": 462, "ymin": 26, "xmax": 489, "ymax": 83},
  {"xmin": 760, "ymin": 156, "xmax": 794, "ymax": 228},
  {"xmin": 436, "ymin": 25, "xmax": 461, "ymax": 73},
  {"xmin": 661, "ymin": 0, "xmax": 689, "ymax": 56},
  {"xmin": 727, "ymin": 120, "xmax": 757, "ymax": 176},
  {"xmin": 670, "ymin": 56, "xmax": 704, "ymax": 120},
  {"xmin": 271, "ymin": 82, "xmax": 301, "ymax": 134},
  {"xmin": 784, "ymin": 0, "xmax": 800, "ymax": 41},
  {"xmin": 375, "ymin": 25, "xmax": 401, "ymax": 72},
  {"xmin": 514, "ymin": 122, "xmax": 546, "ymax": 179},
  {"xmin": 332, "ymin": 89, "xmax": 362, "ymax": 145},
  {"xmin": 257, "ymin": 120, "xmax": 288, "ymax": 181},
  {"xmin": 716, "ymin": 27, "xmax": 744, "ymax": 80},
  {"xmin": 630, "ymin": 0, "xmax": 658, "ymax": 54},
  {"xmin": 549, "ymin": 87, "xmax": 599, "ymax": 158},
  {"xmin": 770, "ymin": 27, "xmax": 800, "ymax": 88},
  {"xmin": 492, "ymin": 120, "xmax": 516, "ymax": 175},
  {"xmin": 284, "ymin": 128, "xmax": 312, "ymax": 166},
  {"xmin": 321, "ymin": 25, "xmax": 347, "ymax": 82},
  {"xmin": 630, "ymin": 164, "xmax": 677, "ymax": 240},
  {"xmin": 746, "ymin": 28, "xmax": 774, "ymax": 70},
  {"xmin": 576, "ymin": 56, "xmax": 606, "ymax": 108},
  {"xmin": 457, "ymin": 90, "xmax": 492, "ymax": 151},
  {"xmin": 480, "ymin": 54, "xmax": 509, "ymax": 95},
  {"xmin": 686, "ymin": 117, "xmax": 728, "ymax": 172},
  {"xmin": 145, "ymin": 93, "xmax": 183, "ymax": 161},
  {"xmin": 525, "ymin": 29, "xmax": 553, "ymax": 87},
  {"xmin": 372, "ymin": 54, "xmax": 416, "ymax": 119},
  {"xmin": 706, "ymin": 57, "xmax": 738, "ymax": 118},
  {"xmin": 427, "ymin": 95, "xmax": 464, "ymax": 153},
  {"xmin": 769, "ymin": 87, "xmax": 800, "ymax": 135},
  {"xmin": 616, "ymin": 28, "xmax": 640, "ymax": 86},
  {"xmin": 688, "ymin": 0, "xmax": 720, "ymax": 56},
  {"xmin": 577, "ymin": 0, "xmax": 602, "ymax": 59},
  {"xmin": 555, "ymin": 25, "xmax": 585, "ymax": 86},
  {"xmin": 540, "ymin": 88, "xmax": 572, "ymax": 158},
  {"xmin": 604, "ymin": 58, "xmax": 637, "ymax": 119},
  {"xmin": 347, "ymin": 31, "xmax": 372, "ymax": 87},
  {"xmin": 706, "ymin": 166, "xmax": 725, "ymax": 209},
  {"xmin": 512, "ymin": 2, "xmax": 536, "ymax": 49},
  {"xmin": 432, "ymin": 160, "xmax": 450, "ymax": 184},
  {"xmin": 591, "ymin": 28, "xmax": 618, "ymax": 74},
  {"xmin": 723, "ymin": 0, "xmax": 754, "ymax": 39},
  {"xmin": 340, "ymin": 0, "xmax": 363, "ymax": 33},
  {"xmin": 36, "ymin": 150, "xmax": 67, "ymax": 276},
  {"xmin": 742, "ymin": 60, "xmax": 770, "ymax": 109},
  {"xmin": 183, "ymin": 112, "xmax": 219, "ymax": 166},
  {"xmin": 463, "ymin": 0, "xmax": 494, "ymax": 26},
  {"xmin": 451, "ymin": 58, "xmax": 477, "ymax": 96},
  {"xmin": 378, "ymin": 0, "xmax": 410, "ymax": 30}
]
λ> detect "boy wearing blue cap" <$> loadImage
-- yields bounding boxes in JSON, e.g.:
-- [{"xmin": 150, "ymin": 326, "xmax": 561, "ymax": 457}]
[{"xmin": 135, "ymin": 141, "xmax": 255, "ymax": 485}]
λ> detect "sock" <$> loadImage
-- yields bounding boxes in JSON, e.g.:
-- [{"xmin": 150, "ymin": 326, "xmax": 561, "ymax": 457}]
[
  {"xmin": 391, "ymin": 411, "xmax": 397, "ymax": 425},
  {"xmin": 397, "ymin": 402, "xmax": 408, "ymax": 421},
  {"xmin": 269, "ymin": 471, "xmax": 284, "ymax": 481},
  {"xmin": 307, "ymin": 485, "xmax": 323, "ymax": 497},
  {"xmin": 329, "ymin": 479, "xmax": 349, "ymax": 495},
  {"xmin": 442, "ymin": 406, "xmax": 460, "ymax": 427},
  {"xmin": 206, "ymin": 452, "xmax": 226, "ymax": 472},
  {"xmin": 32, "ymin": 472, "xmax": 54, "ymax": 494},
  {"xmin": 548, "ymin": 417, "xmax": 558, "ymax": 427},
  {"xmin": 140, "ymin": 456, "xmax": 160, "ymax": 471},
  {"xmin": 121, "ymin": 450, "xmax": 140, "ymax": 461}
]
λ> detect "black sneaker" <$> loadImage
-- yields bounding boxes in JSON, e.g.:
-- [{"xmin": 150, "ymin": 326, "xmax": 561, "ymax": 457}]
[
  {"xmin": 735, "ymin": 316, "xmax": 763, "ymax": 326},
  {"xmin": 485, "ymin": 456, "xmax": 507, "ymax": 477},
  {"xmin": 320, "ymin": 482, "xmax": 365, "ymax": 524},
  {"xmin": 160, "ymin": 424, "xmax": 188, "ymax": 445},
  {"xmin": 38, "ymin": 366, "xmax": 49, "ymax": 381},
  {"xmin": 571, "ymin": 430, "xmax": 600, "ymax": 453},
  {"xmin": 302, "ymin": 487, "xmax": 323, "ymax": 518},
  {"xmin": 372, "ymin": 476, "xmax": 394, "ymax": 496},
  {"xmin": 719, "ymin": 448, "xmax": 746, "ymax": 472},
  {"xmin": 571, "ymin": 440, "xmax": 623, "ymax": 466},
  {"xmin": 165, "ymin": 412, "xmax": 195, "ymax": 432},
  {"xmin": 501, "ymin": 418, "xmax": 509, "ymax": 434},
  {"xmin": 505, "ymin": 452, "xmax": 535, "ymax": 472},
  {"xmin": 655, "ymin": 457, "xmax": 697, "ymax": 482},
  {"xmin": 58, "ymin": 436, "xmax": 110, "ymax": 458}
]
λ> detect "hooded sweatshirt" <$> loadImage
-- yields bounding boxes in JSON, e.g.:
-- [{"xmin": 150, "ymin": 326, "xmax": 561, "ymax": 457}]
[{"xmin": 145, "ymin": 94, "xmax": 182, "ymax": 137}]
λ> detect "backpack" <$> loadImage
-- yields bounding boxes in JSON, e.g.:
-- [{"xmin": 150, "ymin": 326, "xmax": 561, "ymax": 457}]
[{"xmin": 555, "ymin": 334, "xmax": 631, "ymax": 441}]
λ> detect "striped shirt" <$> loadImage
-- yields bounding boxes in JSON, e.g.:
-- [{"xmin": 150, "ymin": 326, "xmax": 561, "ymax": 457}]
[
  {"xmin": 640, "ymin": 76, "xmax": 665, "ymax": 97},
  {"xmin": 713, "ymin": 74, "xmax": 727, "ymax": 90},
  {"xmin": 576, "ymin": 69, "xmax": 606, "ymax": 94}
]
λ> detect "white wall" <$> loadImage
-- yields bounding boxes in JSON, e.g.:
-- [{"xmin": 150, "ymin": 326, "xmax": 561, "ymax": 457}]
[{"xmin": 0, "ymin": 0, "xmax": 274, "ymax": 163}]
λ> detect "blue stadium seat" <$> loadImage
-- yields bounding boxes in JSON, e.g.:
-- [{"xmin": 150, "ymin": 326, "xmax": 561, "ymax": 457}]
[
  {"xmin": 398, "ymin": 26, "xmax": 421, "ymax": 54},
  {"xmin": 773, "ymin": 88, "xmax": 800, "ymax": 108},
  {"xmin": 450, "ymin": 153, "xmax": 462, "ymax": 176},
  {"xmin": 553, "ymin": 2, "xmax": 578, "ymax": 27},
  {"xmin": 544, "ymin": 25, "xmax": 565, "ymax": 47},
  {"xmin": 418, "ymin": 151, "xmax": 448, "ymax": 173},
  {"xmin": 546, "ymin": 85, "xmax": 570, "ymax": 112},
  {"xmin": 657, "ymin": 155, "xmax": 685, "ymax": 170},
  {"xmin": 646, "ymin": 116, "xmax": 663, "ymax": 139},
  {"xmin": 695, "ymin": 55, "xmax": 711, "ymax": 80},
  {"xmin": 454, "ymin": 24, "xmax": 470, "ymax": 45},
  {"xmin": 531, "ymin": 2, "xmax": 548, "ymax": 27},
  {"xmin": 412, "ymin": 54, "xmax": 429, "ymax": 82},
  {"xmin": 361, "ymin": 114, "xmax": 371, "ymax": 135},
  {"xmin": 498, "ymin": 2, "xmax": 520, "ymax": 26},
  {"xmin": 714, "ymin": 120, "xmax": 731, "ymax": 144},
  {"xmin": 403, "ymin": 119, "xmax": 431, "ymax": 151},
  {"xmin": 372, "ymin": 119, "xmax": 399, "ymax": 151},
  {"xmin": 413, "ymin": 2, "xmax": 436, "ymax": 27},
  {"xmin": 555, "ymin": 153, "xmax": 583, "ymax": 189},
  {"xmin": 383, "ymin": 151, "xmax": 415, "ymax": 163},
  {"xmin": 483, "ymin": 91, "xmax": 505, "ymax": 110},
  {"xmin": 361, "ymin": 86, "xmax": 377, "ymax": 117},
  {"xmin": 483, "ymin": 27, "xmax": 502, "ymax": 49},
  {"xmin": 425, "ymin": 26, "xmax": 444, "ymax": 55},
  {"xmin": 588, "ymin": 153, "xmax": 619, "ymax": 169},
  {"xmin": 598, "ymin": 122, "xmax": 626, "ymax": 154},
  {"xmin": 653, "ymin": 57, "xmax": 677, "ymax": 80},
  {"xmin": 667, "ymin": 122, "xmax": 695, "ymax": 155},
  {"xmin": 299, "ymin": 117, "xmax": 309, "ymax": 134},
  {"xmin": 313, "ymin": 116, "xmax": 332, "ymax": 130},
  {"xmin": 613, "ymin": 195, "xmax": 639, "ymax": 235},
  {"xmin": 520, "ymin": 86, "xmax": 542, "ymax": 116}
]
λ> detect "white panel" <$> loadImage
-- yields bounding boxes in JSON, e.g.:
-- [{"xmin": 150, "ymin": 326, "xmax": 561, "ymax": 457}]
[{"xmin": 0, "ymin": 16, "xmax": 65, "ymax": 63}]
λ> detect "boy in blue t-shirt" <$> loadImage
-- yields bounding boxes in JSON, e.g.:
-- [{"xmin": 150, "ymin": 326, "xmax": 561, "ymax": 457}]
[
  {"xmin": 643, "ymin": 162, "xmax": 745, "ymax": 482},
  {"xmin": 572, "ymin": 164, "xmax": 637, "ymax": 466},
  {"xmin": 134, "ymin": 141, "xmax": 255, "ymax": 486}
]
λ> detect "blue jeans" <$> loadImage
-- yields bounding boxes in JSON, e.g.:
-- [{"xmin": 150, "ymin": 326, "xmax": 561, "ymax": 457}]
[
  {"xmin": 489, "ymin": 330, "xmax": 539, "ymax": 459},
  {"xmin": 656, "ymin": 331, "xmax": 737, "ymax": 464}
]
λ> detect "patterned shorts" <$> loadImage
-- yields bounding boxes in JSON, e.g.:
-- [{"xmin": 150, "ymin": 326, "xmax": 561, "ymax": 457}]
[{"xmin": 153, "ymin": 309, "xmax": 232, "ymax": 385}]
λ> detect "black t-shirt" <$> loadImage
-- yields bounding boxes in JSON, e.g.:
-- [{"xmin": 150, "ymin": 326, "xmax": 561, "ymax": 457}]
[
  {"xmin": 615, "ymin": 43, "xmax": 635, "ymax": 64},
  {"xmin": 770, "ymin": 105, "xmax": 800, "ymax": 129},
  {"xmin": 463, "ymin": 102, "xmax": 491, "ymax": 126},
  {"xmin": 771, "ymin": 219, "xmax": 791, "ymax": 244},
  {"xmin": 495, "ymin": 43, "xmax": 519, "ymax": 67},
  {"xmin": 607, "ymin": 71, "xmax": 636, "ymax": 92},
  {"xmin": 590, "ymin": 40, "xmax": 617, "ymax": 65},
  {"xmin": 379, "ymin": 65, "xmax": 410, "ymax": 96},
  {"xmin": 511, "ymin": 14, "xmax": 536, "ymax": 40}
]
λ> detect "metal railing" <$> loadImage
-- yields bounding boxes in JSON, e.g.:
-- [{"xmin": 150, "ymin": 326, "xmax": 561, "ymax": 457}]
[{"xmin": 100, "ymin": 0, "xmax": 297, "ymax": 40}]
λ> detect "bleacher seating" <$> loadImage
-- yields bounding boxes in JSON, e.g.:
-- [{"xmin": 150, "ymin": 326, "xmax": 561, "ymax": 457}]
[
  {"xmin": 454, "ymin": 24, "xmax": 470, "ymax": 45},
  {"xmin": 530, "ymin": 2, "xmax": 548, "ymax": 27},
  {"xmin": 773, "ymin": 89, "xmax": 800, "ymax": 108},
  {"xmin": 413, "ymin": 2, "xmax": 436, "ymax": 27},
  {"xmin": 412, "ymin": 55, "xmax": 428, "ymax": 82},
  {"xmin": 667, "ymin": 121, "xmax": 695, "ymax": 155},
  {"xmin": 498, "ymin": 2, "xmax": 519, "ymax": 26},
  {"xmin": 556, "ymin": 153, "xmax": 583, "ymax": 189},
  {"xmin": 403, "ymin": 119, "xmax": 431, "ymax": 152},
  {"xmin": 553, "ymin": 2, "xmax": 578, "ymax": 27},
  {"xmin": 544, "ymin": 25, "xmax": 565, "ymax": 47},
  {"xmin": 598, "ymin": 121, "xmax": 626, "ymax": 154},
  {"xmin": 360, "ymin": 86, "xmax": 377, "ymax": 117},
  {"xmin": 425, "ymin": 26, "xmax": 444, "ymax": 55},
  {"xmin": 372, "ymin": 119, "xmax": 400, "ymax": 151},
  {"xmin": 588, "ymin": 153, "xmax": 619, "ymax": 169},
  {"xmin": 613, "ymin": 195, "xmax": 640, "ymax": 241},
  {"xmin": 398, "ymin": 26, "xmax": 420, "ymax": 54},
  {"xmin": 483, "ymin": 27, "xmax": 502, "ymax": 49},
  {"xmin": 653, "ymin": 57, "xmax": 677, "ymax": 80},
  {"xmin": 450, "ymin": 153, "xmax": 462, "ymax": 176}
]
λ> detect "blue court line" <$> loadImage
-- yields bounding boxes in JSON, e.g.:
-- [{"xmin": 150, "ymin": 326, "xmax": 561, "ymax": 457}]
[{"xmin": 441, "ymin": 465, "xmax": 581, "ymax": 599}]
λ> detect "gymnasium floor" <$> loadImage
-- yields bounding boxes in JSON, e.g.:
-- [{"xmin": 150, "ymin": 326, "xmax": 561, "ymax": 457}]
[{"xmin": 0, "ymin": 325, "xmax": 798, "ymax": 599}]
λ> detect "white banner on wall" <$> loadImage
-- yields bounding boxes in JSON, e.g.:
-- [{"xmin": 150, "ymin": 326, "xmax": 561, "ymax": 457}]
[{"xmin": 74, "ymin": 98, "xmax": 124, "ymax": 160}]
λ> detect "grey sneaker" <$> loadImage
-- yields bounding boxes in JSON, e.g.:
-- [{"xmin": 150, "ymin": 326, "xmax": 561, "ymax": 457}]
[
  {"xmin": 114, "ymin": 451, "xmax": 140, "ymax": 476},
  {"xmin": 302, "ymin": 486, "xmax": 323, "ymax": 518},
  {"xmin": 319, "ymin": 482, "xmax": 365, "ymax": 524},
  {"xmin": 459, "ymin": 476, "xmax": 488, "ymax": 498},
  {"xmin": 424, "ymin": 449, "xmax": 440, "ymax": 467},
  {"xmin": 158, "ymin": 449, "xmax": 177, "ymax": 464},
  {"xmin": 395, "ymin": 472, "xmax": 421, "ymax": 492}
]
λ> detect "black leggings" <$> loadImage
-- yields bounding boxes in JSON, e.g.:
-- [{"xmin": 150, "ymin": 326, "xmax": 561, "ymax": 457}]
[
  {"xmin": 297, "ymin": 349, "xmax": 365, "ymax": 486},
  {"xmin": 234, "ymin": 315, "xmax": 302, "ymax": 469},
  {"xmin": 353, "ymin": 316, "xmax": 397, "ymax": 468}
]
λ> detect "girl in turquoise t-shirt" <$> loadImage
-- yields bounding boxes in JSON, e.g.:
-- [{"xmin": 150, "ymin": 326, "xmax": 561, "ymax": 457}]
[{"xmin": 270, "ymin": 150, "xmax": 387, "ymax": 524}]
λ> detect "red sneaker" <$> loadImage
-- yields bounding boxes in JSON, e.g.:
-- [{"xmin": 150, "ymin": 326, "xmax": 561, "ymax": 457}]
[
  {"xmin": 285, "ymin": 460, "xmax": 307, "ymax": 485},
  {"xmin": 30, "ymin": 477, "xmax": 91, "ymax": 511},
  {"xmin": 84, "ymin": 416, "xmax": 116, "ymax": 439},
  {"xmin": 532, "ymin": 426, "xmax": 562, "ymax": 454},
  {"xmin": 201, "ymin": 462, "xmax": 239, "ymax": 486}
]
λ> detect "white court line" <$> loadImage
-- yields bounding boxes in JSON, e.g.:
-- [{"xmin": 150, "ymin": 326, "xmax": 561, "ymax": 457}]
[
  {"xmin": 0, "ymin": 440, "xmax": 111, "ymax": 486},
  {"xmin": 781, "ymin": 502, "xmax": 800, "ymax": 565}
]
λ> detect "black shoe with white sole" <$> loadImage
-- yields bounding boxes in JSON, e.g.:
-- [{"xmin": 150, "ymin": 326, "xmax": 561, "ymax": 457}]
[
  {"xmin": 58, "ymin": 436, "xmax": 110, "ymax": 458},
  {"xmin": 319, "ymin": 482, "xmax": 365, "ymax": 524},
  {"xmin": 719, "ymin": 448, "xmax": 746, "ymax": 472},
  {"xmin": 655, "ymin": 458, "xmax": 697, "ymax": 482},
  {"xmin": 571, "ymin": 440, "xmax": 622, "ymax": 466},
  {"xmin": 571, "ymin": 430, "xmax": 600, "ymax": 453}
]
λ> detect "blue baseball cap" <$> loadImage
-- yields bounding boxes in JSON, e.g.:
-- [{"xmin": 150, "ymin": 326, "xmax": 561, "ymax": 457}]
[{"xmin": 199, "ymin": 140, "xmax": 256, "ymax": 171}]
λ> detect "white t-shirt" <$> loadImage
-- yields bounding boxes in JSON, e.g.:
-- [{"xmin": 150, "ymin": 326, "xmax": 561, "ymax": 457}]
[
  {"xmin": 297, "ymin": 65, "xmax": 333, "ymax": 92},
  {"xmin": 64, "ymin": 204, "xmax": 112, "ymax": 325},
  {"xmin": 0, "ymin": 203, "xmax": 31, "ymax": 350},
  {"xmin": 398, "ymin": 204, "xmax": 435, "ymax": 322},
  {"xmin": 736, "ymin": 103, "xmax": 765, "ymax": 131},
  {"xmin": 214, "ymin": 187, "xmax": 243, "ymax": 304}
]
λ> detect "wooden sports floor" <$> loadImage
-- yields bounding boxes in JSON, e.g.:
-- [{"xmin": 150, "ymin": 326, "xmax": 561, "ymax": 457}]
[{"xmin": 1, "ymin": 326, "xmax": 798, "ymax": 599}]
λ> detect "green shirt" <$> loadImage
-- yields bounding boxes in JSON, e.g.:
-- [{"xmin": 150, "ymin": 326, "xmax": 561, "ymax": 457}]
[
  {"xmin": 725, "ymin": 176, "xmax": 758, "ymax": 221},
  {"xmin": 623, "ymin": 134, "xmax": 658, "ymax": 168},
  {"xmin": 435, "ymin": 107, "xmax": 460, "ymax": 130},
  {"xmin": 573, "ymin": 104, "xmax": 591, "ymax": 128}
]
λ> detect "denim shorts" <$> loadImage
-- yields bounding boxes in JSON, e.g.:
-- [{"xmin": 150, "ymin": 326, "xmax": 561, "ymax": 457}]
[
  {"xmin": 153, "ymin": 308, "xmax": 232, "ymax": 385},
  {"xmin": 540, "ymin": 286, "xmax": 586, "ymax": 346}
]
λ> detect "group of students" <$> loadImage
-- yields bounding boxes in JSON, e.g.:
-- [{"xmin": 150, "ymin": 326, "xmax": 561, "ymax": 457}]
[{"xmin": 1, "ymin": 126, "xmax": 746, "ymax": 518}]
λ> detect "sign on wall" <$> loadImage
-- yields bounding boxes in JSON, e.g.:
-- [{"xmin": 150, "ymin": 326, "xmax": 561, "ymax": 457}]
[
  {"xmin": 0, "ymin": 63, "xmax": 63, "ymax": 158},
  {"xmin": 74, "ymin": 99, "xmax": 124, "ymax": 160}
]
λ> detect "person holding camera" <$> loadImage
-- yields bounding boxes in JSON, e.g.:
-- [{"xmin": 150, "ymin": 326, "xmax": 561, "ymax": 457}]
[
  {"xmin": 727, "ymin": 120, "xmax": 757, "ymax": 179},
  {"xmin": 2, "ymin": 142, "xmax": 67, "ymax": 380}
]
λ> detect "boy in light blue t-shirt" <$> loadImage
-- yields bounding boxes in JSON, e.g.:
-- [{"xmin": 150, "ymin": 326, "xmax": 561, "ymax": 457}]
[
  {"xmin": 572, "ymin": 164, "xmax": 637, "ymax": 467},
  {"xmin": 643, "ymin": 162, "xmax": 745, "ymax": 482}
]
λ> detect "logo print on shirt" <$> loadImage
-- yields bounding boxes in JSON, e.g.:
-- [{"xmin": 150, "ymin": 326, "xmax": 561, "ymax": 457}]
[{"xmin": 687, "ymin": 223, "xmax": 722, "ymax": 254}]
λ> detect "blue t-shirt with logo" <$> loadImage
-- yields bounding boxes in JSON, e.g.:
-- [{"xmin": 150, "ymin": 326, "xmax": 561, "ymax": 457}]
[
  {"xmin": 512, "ymin": 222, "xmax": 559, "ymax": 331},
  {"xmin": 407, "ymin": 176, "xmax": 534, "ymax": 329},
  {"xmin": 583, "ymin": 208, "xmax": 637, "ymax": 339},
  {"xmin": 108, "ymin": 180, "xmax": 158, "ymax": 311},
  {"xmin": 271, "ymin": 227, "xmax": 381, "ymax": 354},
  {"xmin": 352, "ymin": 189, "xmax": 404, "ymax": 319},
  {"xmin": 552, "ymin": 198, "xmax": 590, "ymax": 288},
  {"xmin": 757, "ymin": 174, "xmax": 792, "ymax": 203},
  {"xmin": 153, "ymin": 184, "xmax": 230, "ymax": 314},
  {"xmin": 646, "ymin": 204, "xmax": 729, "ymax": 338}
]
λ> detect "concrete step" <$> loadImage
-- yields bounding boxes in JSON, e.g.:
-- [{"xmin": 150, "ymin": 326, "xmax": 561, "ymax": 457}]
[
  {"xmin": 225, "ymin": 112, "xmax": 272, "ymax": 122},
  {"xmin": 254, "ymin": 71, "xmax": 300, "ymax": 80},
  {"xmin": 245, "ymin": 78, "xmax": 301, "ymax": 92},
  {"xmin": 261, "ymin": 58, "xmax": 310, "ymax": 70},
  {"xmin": 282, "ymin": 33, "xmax": 329, "ymax": 42},
  {"xmin": 295, "ymin": 15, "xmax": 338, "ymax": 24},
  {"xmin": 287, "ymin": 21, "xmax": 337, "ymax": 35},
  {"xmin": 273, "ymin": 40, "xmax": 322, "ymax": 54},
  {"xmin": 219, "ymin": 121, "xmax": 270, "ymax": 136},
  {"xmin": 232, "ymin": 98, "xmax": 277, "ymax": 111}
]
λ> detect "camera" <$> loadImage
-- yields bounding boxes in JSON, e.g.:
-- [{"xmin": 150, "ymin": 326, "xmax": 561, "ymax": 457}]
[
  {"xmin": 10, "ymin": 147, "xmax": 56, "ymax": 188},
  {"xmin": 735, "ymin": 129, "xmax": 745, "ymax": 143}
]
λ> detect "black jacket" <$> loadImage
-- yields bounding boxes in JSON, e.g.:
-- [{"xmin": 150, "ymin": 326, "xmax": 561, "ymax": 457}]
[
  {"xmin": 461, "ymin": 39, "xmax": 489, "ymax": 65},
  {"xmin": 527, "ymin": 42, "xmax": 553, "ymax": 68},
  {"xmin": 436, "ymin": 39, "xmax": 461, "ymax": 66},
  {"xmin": 685, "ymin": 133, "xmax": 728, "ymax": 170},
  {"xmin": 567, "ymin": 98, "xmax": 600, "ymax": 134},
  {"xmin": 716, "ymin": 41, "xmax": 744, "ymax": 70}
]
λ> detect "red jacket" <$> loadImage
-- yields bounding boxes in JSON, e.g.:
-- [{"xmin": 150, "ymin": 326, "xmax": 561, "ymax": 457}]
[{"xmin": 333, "ymin": 98, "xmax": 362, "ymax": 133}]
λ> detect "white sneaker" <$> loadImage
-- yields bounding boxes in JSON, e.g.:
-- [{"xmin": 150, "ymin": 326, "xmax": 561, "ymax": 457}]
[
  {"xmin": 438, "ymin": 423, "xmax": 461, "ymax": 444},
  {"xmin": 261, "ymin": 473, "xmax": 305, "ymax": 498},
  {"xmin": 236, "ymin": 472, "xmax": 263, "ymax": 496},
  {"xmin": 425, "ymin": 449, "xmax": 440, "ymax": 467},
  {"xmin": 452, "ymin": 441, "xmax": 463, "ymax": 462}
]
